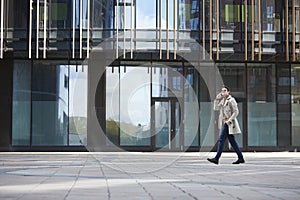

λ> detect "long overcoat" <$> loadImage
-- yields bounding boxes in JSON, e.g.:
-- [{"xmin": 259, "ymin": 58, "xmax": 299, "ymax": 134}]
[{"xmin": 214, "ymin": 95, "xmax": 241, "ymax": 134}]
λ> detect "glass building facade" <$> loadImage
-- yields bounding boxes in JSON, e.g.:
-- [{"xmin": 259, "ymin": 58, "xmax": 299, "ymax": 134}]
[{"xmin": 0, "ymin": 0, "xmax": 300, "ymax": 151}]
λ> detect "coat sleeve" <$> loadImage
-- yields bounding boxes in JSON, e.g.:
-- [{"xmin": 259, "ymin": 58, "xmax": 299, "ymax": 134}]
[
  {"xmin": 213, "ymin": 99, "xmax": 221, "ymax": 111},
  {"xmin": 228, "ymin": 98, "xmax": 239, "ymax": 123}
]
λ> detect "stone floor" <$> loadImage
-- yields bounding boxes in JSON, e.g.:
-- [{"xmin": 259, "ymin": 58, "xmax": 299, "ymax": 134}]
[{"xmin": 0, "ymin": 152, "xmax": 300, "ymax": 200}]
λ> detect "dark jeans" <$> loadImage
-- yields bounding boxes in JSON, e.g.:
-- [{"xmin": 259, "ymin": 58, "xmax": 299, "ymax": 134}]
[{"xmin": 215, "ymin": 123, "xmax": 243, "ymax": 159}]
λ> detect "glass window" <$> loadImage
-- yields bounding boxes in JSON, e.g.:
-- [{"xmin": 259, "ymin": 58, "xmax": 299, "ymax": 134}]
[
  {"xmin": 152, "ymin": 66, "xmax": 183, "ymax": 98},
  {"xmin": 73, "ymin": 0, "xmax": 88, "ymax": 28},
  {"xmin": 69, "ymin": 64, "xmax": 88, "ymax": 146},
  {"xmin": 261, "ymin": 0, "xmax": 275, "ymax": 32},
  {"xmin": 190, "ymin": 0, "xmax": 199, "ymax": 30},
  {"xmin": 154, "ymin": 101, "xmax": 170, "ymax": 148},
  {"xmin": 6, "ymin": 0, "xmax": 28, "ymax": 50},
  {"xmin": 221, "ymin": 1, "xmax": 242, "ymax": 28},
  {"xmin": 136, "ymin": 0, "xmax": 156, "ymax": 29},
  {"xmin": 179, "ymin": 0, "xmax": 199, "ymax": 30},
  {"xmin": 115, "ymin": 1, "xmax": 133, "ymax": 30},
  {"xmin": 119, "ymin": 67, "xmax": 151, "ymax": 146},
  {"xmin": 247, "ymin": 64, "xmax": 277, "ymax": 146},
  {"xmin": 92, "ymin": 0, "xmax": 113, "ymax": 39},
  {"xmin": 93, "ymin": 0, "xmax": 104, "ymax": 28},
  {"xmin": 261, "ymin": 0, "xmax": 277, "ymax": 53},
  {"xmin": 199, "ymin": 64, "xmax": 214, "ymax": 147},
  {"xmin": 125, "ymin": 0, "xmax": 155, "ymax": 50},
  {"xmin": 7, "ymin": 0, "xmax": 28, "ymax": 29},
  {"xmin": 12, "ymin": 61, "xmax": 31, "ymax": 146},
  {"xmin": 93, "ymin": 0, "xmax": 113, "ymax": 29},
  {"xmin": 32, "ymin": 61, "xmax": 69, "ymax": 146},
  {"xmin": 12, "ymin": 62, "xmax": 87, "ymax": 147},
  {"xmin": 49, "ymin": 0, "xmax": 70, "ymax": 29},
  {"xmin": 292, "ymin": 65, "xmax": 300, "ymax": 146},
  {"xmin": 48, "ymin": 0, "xmax": 71, "ymax": 51},
  {"xmin": 106, "ymin": 66, "xmax": 152, "ymax": 147},
  {"xmin": 184, "ymin": 66, "xmax": 199, "ymax": 147},
  {"xmin": 296, "ymin": 0, "xmax": 300, "ymax": 33},
  {"xmin": 106, "ymin": 66, "xmax": 120, "ymax": 145},
  {"xmin": 218, "ymin": 64, "xmax": 246, "ymax": 148}
]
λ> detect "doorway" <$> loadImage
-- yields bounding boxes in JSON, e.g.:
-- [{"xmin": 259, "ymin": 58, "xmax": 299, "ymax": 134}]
[{"xmin": 151, "ymin": 98, "xmax": 182, "ymax": 151}]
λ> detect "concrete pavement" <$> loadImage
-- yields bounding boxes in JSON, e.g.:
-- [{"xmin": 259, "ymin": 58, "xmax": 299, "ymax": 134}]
[{"xmin": 0, "ymin": 152, "xmax": 300, "ymax": 200}]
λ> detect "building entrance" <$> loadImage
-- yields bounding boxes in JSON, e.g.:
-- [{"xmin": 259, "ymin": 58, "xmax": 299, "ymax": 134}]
[
  {"xmin": 91, "ymin": 55, "xmax": 203, "ymax": 151},
  {"xmin": 152, "ymin": 98, "xmax": 182, "ymax": 151}
]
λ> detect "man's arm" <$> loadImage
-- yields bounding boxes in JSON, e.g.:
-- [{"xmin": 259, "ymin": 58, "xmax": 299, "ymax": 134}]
[
  {"xmin": 213, "ymin": 92, "xmax": 223, "ymax": 111},
  {"xmin": 213, "ymin": 99, "xmax": 222, "ymax": 111}
]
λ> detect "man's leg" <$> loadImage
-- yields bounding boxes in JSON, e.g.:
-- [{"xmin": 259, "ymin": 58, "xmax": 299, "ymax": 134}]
[
  {"xmin": 228, "ymin": 134, "xmax": 243, "ymax": 159},
  {"xmin": 215, "ymin": 123, "xmax": 228, "ymax": 159},
  {"xmin": 228, "ymin": 134, "xmax": 245, "ymax": 164},
  {"xmin": 207, "ymin": 123, "xmax": 228, "ymax": 164}
]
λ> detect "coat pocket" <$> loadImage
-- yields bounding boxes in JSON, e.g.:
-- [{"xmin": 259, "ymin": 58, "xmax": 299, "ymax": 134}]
[{"xmin": 229, "ymin": 119, "xmax": 241, "ymax": 134}]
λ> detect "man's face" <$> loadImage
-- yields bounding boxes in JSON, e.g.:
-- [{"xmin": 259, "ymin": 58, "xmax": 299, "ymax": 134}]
[{"xmin": 221, "ymin": 88, "xmax": 229, "ymax": 97}]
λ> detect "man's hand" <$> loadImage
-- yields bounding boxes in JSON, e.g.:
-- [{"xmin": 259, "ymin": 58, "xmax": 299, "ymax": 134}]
[
  {"xmin": 216, "ymin": 92, "xmax": 223, "ymax": 100},
  {"xmin": 225, "ymin": 120, "xmax": 231, "ymax": 126}
]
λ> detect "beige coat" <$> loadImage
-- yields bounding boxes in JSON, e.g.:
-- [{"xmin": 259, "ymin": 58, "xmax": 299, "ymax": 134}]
[{"xmin": 214, "ymin": 95, "xmax": 241, "ymax": 134}]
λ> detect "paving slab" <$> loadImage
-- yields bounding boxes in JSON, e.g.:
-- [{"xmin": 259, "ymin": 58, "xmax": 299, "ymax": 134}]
[{"xmin": 0, "ymin": 152, "xmax": 300, "ymax": 200}]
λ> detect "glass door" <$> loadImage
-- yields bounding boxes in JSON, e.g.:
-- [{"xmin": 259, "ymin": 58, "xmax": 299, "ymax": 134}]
[{"xmin": 152, "ymin": 98, "xmax": 181, "ymax": 151}]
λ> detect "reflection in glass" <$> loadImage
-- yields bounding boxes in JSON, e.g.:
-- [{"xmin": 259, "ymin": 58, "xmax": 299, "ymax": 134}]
[
  {"xmin": 12, "ymin": 62, "xmax": 88, "ymax": 146},
  {"xmin": 155, "ymin": 101, "xmax": 170, "ymax": 148},
  {"xmin": 175, "ymin": 102, "xmax": 180, "ymax": 148},
  {"xmin": 152, "ymin": 67, "xmax": 168, "ymax": 98},
  {"xmin": 133, "ymin": 0, "xmax": 155, "ymax": 49},
  {"xmin": 248, "ymin": 64, "xmax": 276, "ymax": 146},
  {"xmin": 234, "ymin": 103, "xmax": 243, "ymax": 147},
  {"xmin": 92, "ymin": 0, "xmax": 114, "ymax": 39},
  {"xmin": 154, "ymin": 101, "xmax": 171, "ymax": 149},
  {"xmin": 218, "ymin": 64, "xmax": 245, "ymax": 148},
  {"xmin": 219, "ymin": 1, "xmax": 240, "ymax": 52},
  {"xmin": 291, "ymin": 65, "xmax": 300, "ymax": 146},
  {"xmin": 178, "ymin": 0, "xmax": 199, "ymax": 30},
  {"xmin": 69, "ymin": 64, "xmax": 88, "ymax": 145},
  {"xmin": 32, "ymin": 62, "xmax": 69, "ymax": 146},
  {"xmin": 49, "ymin": 0, "xmax": 70, "ymax": 29},
  {"xmin": 152, "ymin": 66, "xmax": 183, "ymax": 98},
  {"xmin": 106, "ymin": 66, "xmax": 120, "ymax": 145},
  {"xmin": 12, "ymin": 61, "xmax": 31, "ymax": 145},
  {"xmin": 200, "ymin": 102, "xmax": 214, "ymax": 146},
  {"xmin": 296, "ymin": 1, "xmax": 300, "ymax": 33},
  {"xmin": 115, "ymin": 2, "xmax": 134, "ymax": 30},
  {"xmin": 6, "ymin": 0, "xmax": 28, "ymax": 51},
  {"xmin": 93, "ymin": 0, "xmax": 113, "ymax": 29},
  {"xmin": 74, "ymin": 0, "xmax": 88, "ymax": 28},
  {"xmin": 116, "ymin": 67, "xmax": 151, "ymax": 146},
  {"xmin": 184, "ymin": 67, "xmax": 199, "ymax": 147},
  {"xmin": 154, "ymin": 100, "xmax": 180, "ymax": 149},
  {"xmin": 120, "ymin": 67, "xmax": 151, "ymax": 146},
  {"xmin": 7, "ymin": 0, "xmax": 28, "ymax": 29},
  {"xmin": 49, "ymin": 0, "xmax": 71, "ymax": 51},
  {"xmin": 261, "ymin": 0, "xmax": 276, "ymax": 53}
]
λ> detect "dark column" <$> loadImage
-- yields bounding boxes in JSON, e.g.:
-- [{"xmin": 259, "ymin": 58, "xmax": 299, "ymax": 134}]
[
  {"xmin": 277, "ymin": 63, "xmax": 291, "ymax": 147},
  {"xmin": 275, "ymin": 0, "xmax": 284, "ymax": 60},
  {"xmin": 0, "ymin": 56, "xmax": 13, "ymax": 150}
]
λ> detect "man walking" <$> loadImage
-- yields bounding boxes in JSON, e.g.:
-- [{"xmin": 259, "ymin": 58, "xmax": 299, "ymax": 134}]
[{"xmin": 207, "ymin": 86, "xmax": 245, "ymax": 165}]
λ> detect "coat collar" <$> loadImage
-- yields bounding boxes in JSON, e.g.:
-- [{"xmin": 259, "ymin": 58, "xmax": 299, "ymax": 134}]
[{"xmin": 222, "ymin": 95, "xmax": 232, "ymax": 106}]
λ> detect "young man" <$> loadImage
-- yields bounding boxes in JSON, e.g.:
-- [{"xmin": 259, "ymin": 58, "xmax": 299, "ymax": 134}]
[{"xmin": 207, "ymin": 86, "xmax": 245, "ymax": 165}]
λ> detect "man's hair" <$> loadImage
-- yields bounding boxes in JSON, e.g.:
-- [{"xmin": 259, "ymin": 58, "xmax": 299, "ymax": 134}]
[{"xmin": 223, "ymin": 86, "xmax": 230, "ymax": 92}]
